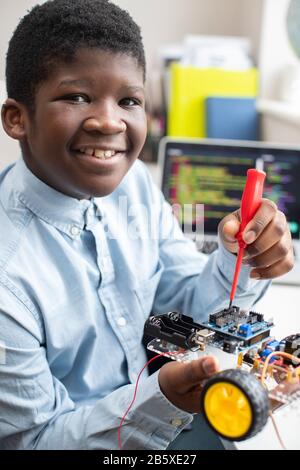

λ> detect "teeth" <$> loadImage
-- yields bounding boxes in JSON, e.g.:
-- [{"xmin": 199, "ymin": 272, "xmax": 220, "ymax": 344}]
[
  {"xmin": 94, "ymin": 149, "xmax": 106, "ymax": 160},
  {"xmin": 79, "ymin": 148, "xmax": 117, "ymax": 159},
  {"xmin": 85, "ymin": 148, "xmax": 94, "ymax": 156},
  {"xmin": 97, "ymin": 150, "xmax": 117, "ymax": 159},
  {"xmin": 104, "ymin": 151, "xmax": 114, "ymax": 158}
]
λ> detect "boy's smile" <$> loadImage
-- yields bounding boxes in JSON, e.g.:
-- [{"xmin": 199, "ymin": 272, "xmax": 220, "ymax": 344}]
[{"xmin": 19, "ymin": 49, "xmax": 147, "ymax": 199}]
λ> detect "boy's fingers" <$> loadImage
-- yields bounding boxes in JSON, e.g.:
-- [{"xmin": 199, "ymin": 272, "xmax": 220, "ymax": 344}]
[
  {"xmin": 250, "ymin": 249, "xmax": 294, "ymax": 280},
  {"xmin": 158, "ymin": 356, "xmax": 220, "ymax": 411},
  {"xmin": 242, "ymin": 199, "xmax": 277, "ymax": 244}
]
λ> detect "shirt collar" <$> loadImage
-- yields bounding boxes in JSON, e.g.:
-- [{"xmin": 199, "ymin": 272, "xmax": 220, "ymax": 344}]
[{"xmin": 13, "ymin": 158, "xmax": 103, "ymax": 238}]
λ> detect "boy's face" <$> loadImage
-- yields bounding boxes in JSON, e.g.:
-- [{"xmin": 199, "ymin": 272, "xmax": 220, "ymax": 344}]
[{"xmin": 21, "ymin": 49, "xmax": 147, "ymax": 199}]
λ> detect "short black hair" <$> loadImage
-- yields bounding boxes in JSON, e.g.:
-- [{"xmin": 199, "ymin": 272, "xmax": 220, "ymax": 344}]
[{"xmin": 6, "ymin": 0, "xmax": 146, "ymax": 111}]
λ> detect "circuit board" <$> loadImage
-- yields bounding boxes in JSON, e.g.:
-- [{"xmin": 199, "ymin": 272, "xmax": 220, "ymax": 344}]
[
  {"xmin": 199, "ymin": 305, "xmax": 274, "ymax": 351},
  {"xmin": 144, "ymin": 307, "xmax": 274, "ymax": 355}
]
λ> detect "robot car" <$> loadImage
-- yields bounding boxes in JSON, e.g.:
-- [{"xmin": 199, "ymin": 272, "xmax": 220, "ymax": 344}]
[{"xmin": 144, "ymin": 307, "xmax": 300, "ymax": 442}]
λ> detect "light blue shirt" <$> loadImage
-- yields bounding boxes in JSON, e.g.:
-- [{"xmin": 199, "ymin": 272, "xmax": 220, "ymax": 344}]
[{"xmin": 0, "ymin": 158, "xmax": 269, "ymax": 450}]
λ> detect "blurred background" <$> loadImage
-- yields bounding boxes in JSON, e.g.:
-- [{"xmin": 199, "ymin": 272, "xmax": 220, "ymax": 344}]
[{"xmin": 1, "ymin": 0, "xmax": 300, "ymax": 165}]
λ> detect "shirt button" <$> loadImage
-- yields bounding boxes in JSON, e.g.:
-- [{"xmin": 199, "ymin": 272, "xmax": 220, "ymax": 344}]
[
  {"xmin": 171, "ymin": 418, "xmax": 183, "ymax": 427},
  {"xmin": 117, "ymin": 317, "xmax": 127, "ymax": 327},
  {"xmin": 70, "ymin": 225, "xmax": 81, "ymax": 236}
]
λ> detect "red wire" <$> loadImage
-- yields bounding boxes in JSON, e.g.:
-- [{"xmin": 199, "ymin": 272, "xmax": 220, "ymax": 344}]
[
  {"xmin": 118, "ymin": 352, "xmax": 177, "ymax": 450},
  {"xmin": 269, "ymin": 411, "xmax": 286, "ymax": 450}
]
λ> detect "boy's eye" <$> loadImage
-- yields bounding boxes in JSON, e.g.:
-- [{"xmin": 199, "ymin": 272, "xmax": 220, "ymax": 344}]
[
  {"xmin": 120, "ymin": 97, "xmax": 141, "ymax": 107},
  {"xmin": 62, "ymin": 94, "xmax": 90, "ymax": 103}
]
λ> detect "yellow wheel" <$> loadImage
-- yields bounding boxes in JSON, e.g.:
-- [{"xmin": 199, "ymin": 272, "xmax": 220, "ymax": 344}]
[
  {"xmin": 204, "ymin": 382, "xmax": 252, "ymax": 439},
  {"xmin": 201, "ymin": 369, "xmax": 269, "ymax": 441}
]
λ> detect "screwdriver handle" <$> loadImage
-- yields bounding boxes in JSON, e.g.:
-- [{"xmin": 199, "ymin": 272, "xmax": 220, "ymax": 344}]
[
  {"xmin": 229, "ymin": 168, "xmax": 266, "ymax": 307},
  {"xmin": 236, "ymin": 169, "xmax": 266, "ymax": 248}
]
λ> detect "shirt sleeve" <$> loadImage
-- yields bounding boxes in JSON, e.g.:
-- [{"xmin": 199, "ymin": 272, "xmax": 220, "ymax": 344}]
[
  {"xmin": 0, "ymin": 284, "xmax": 192, "ymax": 450},
  {"xmin": 151, "ymin": 182, "xmax": 271, "ymax": 321}
]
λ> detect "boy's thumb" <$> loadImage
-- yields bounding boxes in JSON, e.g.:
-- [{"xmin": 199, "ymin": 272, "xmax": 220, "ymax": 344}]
[
  {"xmin": 219, "ymin": 214, "xmax": 241, "ymax": 254},
  {"xmin": 183, "ymin": 356, "xmax": 219, "ymax": 386},
  {"xmin": 222, "ymin": 219, "xmax": 240, "ymax": 243}
]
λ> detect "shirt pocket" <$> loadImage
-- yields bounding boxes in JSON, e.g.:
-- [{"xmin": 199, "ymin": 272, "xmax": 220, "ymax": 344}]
[{"xmin": 134, "ymin": 260, "xmax": 164, "ymax": 317}]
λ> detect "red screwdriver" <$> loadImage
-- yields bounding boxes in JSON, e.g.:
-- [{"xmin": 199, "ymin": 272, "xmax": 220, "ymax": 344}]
[{"xmin": 228, "ymin": 169, "xmax": 266, "ymax": 308}]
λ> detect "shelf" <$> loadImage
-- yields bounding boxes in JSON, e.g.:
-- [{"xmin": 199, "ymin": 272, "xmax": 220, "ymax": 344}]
[{"xmin": 257, "ymin": 99, "xmax": 300, "ymax": 127}]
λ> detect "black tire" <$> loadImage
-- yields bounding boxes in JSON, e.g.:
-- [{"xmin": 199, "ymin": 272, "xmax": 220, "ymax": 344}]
[{"xmin": 200, "ymin": 368, "xmax": 269, "ymax": 441}]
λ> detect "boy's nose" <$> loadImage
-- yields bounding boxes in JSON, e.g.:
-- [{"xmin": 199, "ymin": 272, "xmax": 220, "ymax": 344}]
[{"xmin": 82, "ymin": 115, "xmax": 127, "ymax": 135}]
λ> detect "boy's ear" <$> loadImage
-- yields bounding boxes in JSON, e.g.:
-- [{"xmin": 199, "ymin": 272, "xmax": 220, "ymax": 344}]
[{"xmin": 1, "ymin": 98, "xmax": 27, "ymax": 141}]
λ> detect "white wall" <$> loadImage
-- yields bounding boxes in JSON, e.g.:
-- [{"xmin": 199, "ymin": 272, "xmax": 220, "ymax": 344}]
[
  {"xmin": 259, "ymin": 0, "xmax": 298, "ymax": 100},
  {"xmin": 114, "ymin": 0, "xmax": 262, "ymax": 68},
  {"xmin": 0, "ymin": 0, "xmax": 263, "ymax": 80},
  {"xmin": 258, "ymin": 0, "xmax": 300, "ymax": 143},
  {"xmin": 239, "ymin": 0, "xmax": 263, "ymax": 62},
  {"xmin": 0, "ymin": 0, "xmax": 44, "ymax": 81}
]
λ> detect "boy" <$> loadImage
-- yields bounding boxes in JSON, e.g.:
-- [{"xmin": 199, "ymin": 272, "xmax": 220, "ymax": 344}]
[{"xmin": 0, "ymin": 0, "xmax": 293, "ymax": 450}]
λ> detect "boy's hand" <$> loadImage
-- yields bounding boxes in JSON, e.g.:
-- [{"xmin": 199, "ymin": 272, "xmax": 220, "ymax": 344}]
[
  {"xmin": 158, "ymin": 356, "xmax": 219, "ymax": 413},
  {"xmin": 218, "ymin": 199, "xmax": 294, "ymax": 280}
]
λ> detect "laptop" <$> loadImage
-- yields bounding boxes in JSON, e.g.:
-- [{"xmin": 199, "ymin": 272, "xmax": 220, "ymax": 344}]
[{"xmin": 158, "ymin": 137, "xmax": 300, "ymax": 286}]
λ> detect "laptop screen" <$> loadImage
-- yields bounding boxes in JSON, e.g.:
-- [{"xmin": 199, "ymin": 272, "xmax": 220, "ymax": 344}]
[{"xmin": 160, "ymin": 139, "xmax": 300, "ymax": 240}]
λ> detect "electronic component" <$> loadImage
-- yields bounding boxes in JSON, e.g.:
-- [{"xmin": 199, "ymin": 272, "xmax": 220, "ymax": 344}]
[
  {"xmin": 238, "ymin": 324, "xmax": 253, "ymax": 337},
  {"xmin": 228, "ymin": 326, "xmax": 237, "ymax": 333},
  {"xmin": 223, "ymin": 339, "xmax": 238, "ymax": 354},
  {"xmin": 209, "ymin": 305, "xmax": 241, "ymax": 326},
  {"xmin": 264, "ymin": 340, "xmax": 280, "ymax": 351},
  {"xmin": 280, "ymin": 334, "xmax": 300, "ymax": 365},
  {"xmin": 144, "ymin": 306, "xmax": 272, "ymax": 355},
  {"xmin": 143, "ymin": 311, "xmax": 212, "ymax": 350},
  {"xmin": 259, "ymin": 348, "xmax": 277, "ymax": 363},
  {"xmin": 284, "ymin": 334, "xmax": 300, "ymax": 356},
  {"xmin": 243, "ymin": 348, "xmax": 258, "ymax": 365},
  {"xmin": 201, "ymin": 306, "xmax": 272, "ymax": 348},
  {"xmin": 256, "ymin": 313, "xmax": 264, "ymax": 322}
]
